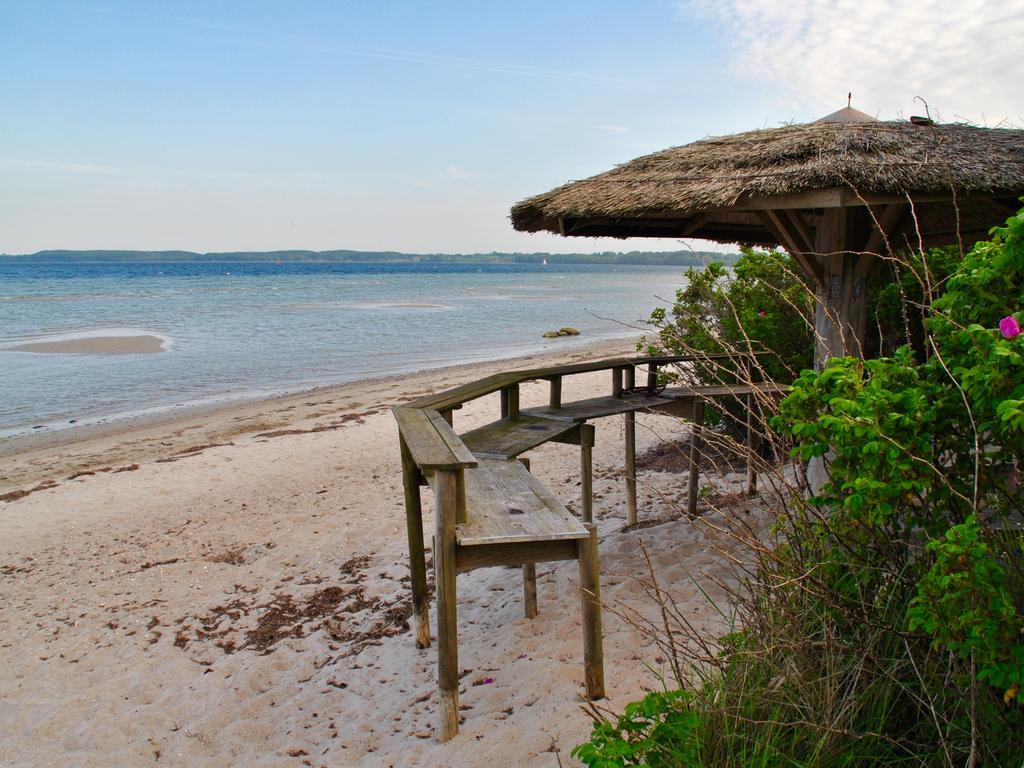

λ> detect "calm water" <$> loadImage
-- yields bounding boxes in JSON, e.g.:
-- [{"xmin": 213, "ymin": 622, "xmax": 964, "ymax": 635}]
[{"xmin": 0, "ymin": 262, "xmax": 686, "ymax": 438}]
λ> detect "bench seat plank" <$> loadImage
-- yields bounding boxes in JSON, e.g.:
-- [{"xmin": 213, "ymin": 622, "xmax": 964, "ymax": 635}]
[
  {"xmin": 459, "ymin": 415, "xmax": 579, "ymax": 460},
  {"xmin": 456, "ymin": 460, "xmax": 588, "ymax": 546}
]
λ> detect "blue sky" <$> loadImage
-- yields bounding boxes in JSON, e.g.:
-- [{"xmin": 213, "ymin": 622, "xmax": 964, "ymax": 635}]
[{"xmin": 2, "ymin": 1, "xmax": 1022, "ymax": 254}]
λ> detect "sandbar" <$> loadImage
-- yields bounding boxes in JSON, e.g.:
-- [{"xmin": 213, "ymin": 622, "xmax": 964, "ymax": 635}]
[{"xmin": 7, "ymin": 334, "xmax": 167, "ymax": 355}]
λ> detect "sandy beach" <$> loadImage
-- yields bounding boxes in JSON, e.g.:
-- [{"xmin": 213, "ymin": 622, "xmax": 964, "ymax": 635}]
[{"xmin": 0, "ymin": 339, "xmax": 763, "ymax": 767}]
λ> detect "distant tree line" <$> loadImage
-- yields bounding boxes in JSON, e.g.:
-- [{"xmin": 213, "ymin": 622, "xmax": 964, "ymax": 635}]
[{"xmin": 0, "ymin": 249, "xmax": 738, "ymax": 266}]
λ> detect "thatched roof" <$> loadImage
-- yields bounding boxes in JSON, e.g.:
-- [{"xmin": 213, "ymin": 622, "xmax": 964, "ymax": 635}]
[{"xmin": 511, "ymin": 121, "xmax": 1024, "ymax": 247}]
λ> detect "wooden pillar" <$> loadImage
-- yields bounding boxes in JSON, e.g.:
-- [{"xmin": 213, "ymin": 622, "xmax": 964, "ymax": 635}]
[
  {"xmin": 646, "ymin": 362, "xmax": 658, "ymax": 393},
  {"xmin": 434, "ymin": 470, "xmax": 460, "ymax": 741},
  {"xmin": 611, "ymin": 367, "xmax": 624, "ymax": 397},
  {"xmin": 623, "ymin": 365, "xmax": 638, "ymax": 525},
  {"xmin": 399, "ymin": 438, "xmax": 431, "ymax": 649},
  {"xmin": 578, "ymin": 523, "xmax": 605, "ymax": 699},
  {"xmin": 580, "ymin": 423, "xmax": 595, "ymax": 523},
  {"xmin": 813, "ymin": 206, "xmax": 865, "ymax": 368},
  {"xmin": 518, "ymin": 455, "xmax": 538, "ymax": 618},
  {"xmin": 500, "ymin": 384, "xmax": 520, "ymax": 420},
  {"xmin": 455, "ymin": 469, "xmax": 467, "ymax": 525},
  {"xmin": 746, "ymin": 393, "xmax": 758, "ymax": 497},
  {"xmin": 548, "ymin": 376, "xmax": 562, "ymax": 410},
  {"xmin": 687, "ymin": 400, "xmax": 705, "ymax": 517},
  {"xmin": 523, "ymin": 563, "xmax": 538, "ymax": 619},
  {"xmin": 624, "ymin": 413, "xmax": 637, "ymax": 527}
]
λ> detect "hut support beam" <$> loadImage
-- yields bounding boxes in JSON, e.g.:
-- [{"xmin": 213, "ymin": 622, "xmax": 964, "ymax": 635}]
[
  {"xmin": 757, "ymin": 210, "xmax": 822, "ymax": 283},
  {"xmin": 813, "ymin": 206, "xmax": 865, "ymax": 367}
]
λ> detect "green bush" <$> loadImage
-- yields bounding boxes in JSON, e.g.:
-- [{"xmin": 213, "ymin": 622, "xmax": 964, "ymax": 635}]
[
  {"xmin": 640, "ymin": 247, "xmax": 814, "ymax": 385},
  {"xmin": 577, "ymin": 207, "xmax": 1024, "ymax": 766}
]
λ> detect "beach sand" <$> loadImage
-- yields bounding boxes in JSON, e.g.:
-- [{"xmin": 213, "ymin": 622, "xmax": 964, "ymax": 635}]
[{"xmin": 0, "ymin": 339, "xmax": 767, "ymax": 767}]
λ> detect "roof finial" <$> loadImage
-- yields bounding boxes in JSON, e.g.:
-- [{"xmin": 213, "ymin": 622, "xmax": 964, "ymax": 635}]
[
  {"xmin": 848, "ymin": 92, "xmax": 852, "ymax": 108},
  {"xmin": 911, "ymin": 96, "xmax": 934, "ymax": 126}
]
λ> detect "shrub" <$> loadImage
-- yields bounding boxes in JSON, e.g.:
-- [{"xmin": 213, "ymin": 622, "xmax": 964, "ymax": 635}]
[
  {"xmin": 640, "ymin": 247, "xmax": 814, "ymax": 386},
  {"xmin": 577, "ymin": 206, "xmax": 1024, "ymax": 766}
]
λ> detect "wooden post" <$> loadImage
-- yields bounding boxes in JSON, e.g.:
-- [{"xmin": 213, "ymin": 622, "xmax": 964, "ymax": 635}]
[
  {"xmin": 746, "ymin": 393, "xmax": 758, "ymax": 497},
  {"xmin": 440, "ymin": 409, "xmax": 453, "ymax": 427},
  {"xmin": 646, "ymin": 362, "xmax": 658, "ymax": 393},
  {"xmin": 519, "ymin": 455, "xmax": 538, "ymax": 618},
  {"xmin": 687, "ymin": 400, "xmax": 705, "ymax": 517},
  {"xmin": 399, "ymin": 438, "xmax": 431, "ymax": 649},
  {"xmin": 624, "ymin": 412, "xmax": 637, "ymax": 527},
  {"xmin": 580, "ymin": 423, "xmax": 595, "ymax": 523},
  {"xmin": 578, "ymin": 523, "xmax": 605, "ymax": 699},
  {"xmin": 500, "ymin": 384, "xmax": 520, "ymax": 420},
  {"xmin": 813, "ymin": 206, "xmax": 864, "ymax": 368},
  {"xmin": 623, "ymin": 364, "xmax": 635, "ymax": 392},
  {"xmin": 549, "ymin": 376, "xmax": 562, "ymax": 410},
  {"xmin": 523, "ymin": 563, "xmax": 538, "ymax": 619},
  {"xmin": 456, "ymin": 469, "xmax": 467, "ymax": 525},
  {"xmin": 434, "ymin": 470, "xmax": 460, "ymax": 741},
  {"xmin": 611, "ymin": 367, "xmax": 623, "ymax": 397}
]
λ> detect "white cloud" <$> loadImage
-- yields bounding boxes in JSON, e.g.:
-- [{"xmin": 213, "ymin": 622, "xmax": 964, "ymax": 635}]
[
  {"xmin": 445, "ymin": 165, "xmax": 475, "ymax": 180},
  {"xmin": 596, "ymin": 125, "xmax": 629, "ymax": 134},
  {"xmin": 681, "ymin": 0, "xmax": 1024, "ymax": 124}
]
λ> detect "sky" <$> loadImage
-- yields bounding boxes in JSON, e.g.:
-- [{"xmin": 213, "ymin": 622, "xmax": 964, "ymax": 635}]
[{"xmin": 2, "ymin": 0, "xmax": 1023, "ymax": 255}]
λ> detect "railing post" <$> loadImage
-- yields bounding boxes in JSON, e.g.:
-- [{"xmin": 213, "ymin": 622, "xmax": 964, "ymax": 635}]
[
  {"xmin": 580, "ymin": 423, "xmax": 595, "ymax": 523},
  {"xmin": 624, "ymin": 412, "xmax": 637, "ymax": 527},
  {"xmin": 578, "ymin": 523, "xmax": 605, "ymax": 700},
  {"xmin": 548, "ymin": 375, "xmax": 562, "ymax": 410},
  {"xmin": 611, "ymin": 367, "xmax": 624, "ymax": 397},
  {"xmin": 646, "ymin": 362, "xmax": 659, "ymax": 393},
  {"xmin": 687, "ymin": 400, "xmax": 705, "ymax": 517},
  {"xmin": 500, "ymin": 384, "xmax": 520, "ymax": 420},
  {"xmin": 399, "ymin": 438, "xmax": 431, "ymax": 650},
  {"xmin": 746, "ymin": 393, "xmax": 759, "ymax": 497},
  {"xmin": 434, "ymin": 470, "xmax": 460, "ymax": 741}
]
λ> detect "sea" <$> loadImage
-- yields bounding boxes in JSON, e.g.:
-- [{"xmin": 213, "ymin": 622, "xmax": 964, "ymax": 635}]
[{"xmin": 0, "ymin": 262, "xmax": 687, "ymax": 440}]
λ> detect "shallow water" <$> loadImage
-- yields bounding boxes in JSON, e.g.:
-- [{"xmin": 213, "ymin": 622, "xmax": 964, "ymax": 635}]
[{"xmin": 0, "ymin": 261, "xmax": 686, "ymax": 437}]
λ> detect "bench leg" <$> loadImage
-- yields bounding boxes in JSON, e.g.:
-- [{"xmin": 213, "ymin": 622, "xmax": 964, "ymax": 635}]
[
  {"xmin": 580, "ymin": 423, "xmax": 594, "ymax": 523},
  {"xmin": 578, "ymin": 523, "xmax": 605, "ymax": 699},
  {"xmin": 400, "ymin": 439, "xmax": 431, "ymax": 649},
  {"xmin": 624, "ymin": 412, "xmax": 637, "ymax": 527},
  {"xmin": 746, "ymin": 393, "xmax": 758, "ymax": 497},
  {"xmin": 687, "ymin": 401, "xmax": 705, "ymax": 518},
  {"xmin": 523, "ymin": 563, "xmax": 538, "ymax": 618},
  {"xmin": 434, "ymin": 470, "xmax": 460, "ymax": 741}
]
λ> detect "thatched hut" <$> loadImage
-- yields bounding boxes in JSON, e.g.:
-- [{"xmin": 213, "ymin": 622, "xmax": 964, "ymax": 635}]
[{"xmin": 512, "ymin": 114, "xmax": 1024, "ymax": 363}]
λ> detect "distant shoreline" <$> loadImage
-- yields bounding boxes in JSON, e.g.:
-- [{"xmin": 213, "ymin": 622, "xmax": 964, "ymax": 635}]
[{"xmin": 0, "ymin": 249, "xmax": 738, "ymax": 267}]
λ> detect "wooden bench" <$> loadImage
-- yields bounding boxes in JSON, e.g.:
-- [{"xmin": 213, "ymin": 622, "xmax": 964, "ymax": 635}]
[{"xmin": 393, "ymin": 406, "xmax": 604, "ymax": 742}]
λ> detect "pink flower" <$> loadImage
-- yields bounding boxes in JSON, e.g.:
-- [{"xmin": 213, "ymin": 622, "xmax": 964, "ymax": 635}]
[
  {"xmin": 757, "ymin": 310, "xmax": 767, "ymax": 318},
  {"xmin": 999, "ymin": 315, "xmax": 1022, "ymax": 339}
]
